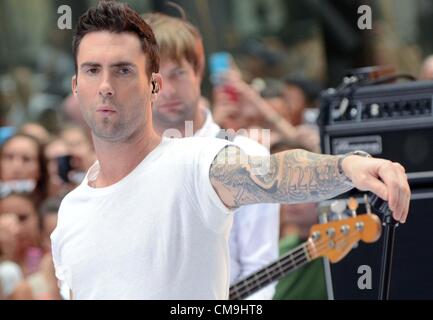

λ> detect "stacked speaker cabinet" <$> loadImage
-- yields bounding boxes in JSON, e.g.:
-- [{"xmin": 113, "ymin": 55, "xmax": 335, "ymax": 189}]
[{"xmin": 318, "ymin": 80, "xmax": 433, "ymax": 299}]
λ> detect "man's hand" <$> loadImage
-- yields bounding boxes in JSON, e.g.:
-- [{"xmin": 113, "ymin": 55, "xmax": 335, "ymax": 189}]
[
  {"xmin": 342, "ymin": 156, "xmax": 411, "ymax": 223},
  {"xmin": 212, "ymin": 88, "xmax": 244, "ymax": 130}
]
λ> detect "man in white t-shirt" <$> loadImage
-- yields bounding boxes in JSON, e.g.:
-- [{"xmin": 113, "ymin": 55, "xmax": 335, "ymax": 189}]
[
  {"xmin": 145, "ymin": 13, "xmax": 279, "ymax": 300},
  {"xmin": 51, "ymin": 1, "xmax": 410, "ymax": 300}
]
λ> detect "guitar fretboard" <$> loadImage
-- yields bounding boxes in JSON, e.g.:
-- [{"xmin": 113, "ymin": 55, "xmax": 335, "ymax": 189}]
[{"xmin": 229, "ymin": 241, "xmax": 312, "ymax": 300}]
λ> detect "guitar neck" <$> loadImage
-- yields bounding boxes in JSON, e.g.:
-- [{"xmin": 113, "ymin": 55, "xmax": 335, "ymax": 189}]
[{"xmin": 229, "ymin": 240, "xmax": 313, "ymax": 300}]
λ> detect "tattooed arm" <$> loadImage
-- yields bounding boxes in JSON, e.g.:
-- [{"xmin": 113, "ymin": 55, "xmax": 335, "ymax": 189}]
[
  {"xmin": 209, "ymin": 146, "xmax": 352, "ymax": 207},
  {"xmin": 210, "ymin": 146, "xmax": 410, "ymax": 223}
]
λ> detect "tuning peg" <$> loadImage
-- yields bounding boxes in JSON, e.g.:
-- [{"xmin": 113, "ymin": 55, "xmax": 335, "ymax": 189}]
[
  {"xmin": 331, "ymin": 200, "xmax": 346, "ymax": 220},
  {"xmin": 347, "ymin": 197, "xmax": 359, "ymax": 218},
  {"xmin": 318, "ymin": 205, "xmax": 330, "ymax": 223}
]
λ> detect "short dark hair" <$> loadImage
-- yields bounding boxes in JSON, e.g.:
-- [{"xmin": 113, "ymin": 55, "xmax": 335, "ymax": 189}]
[{"xmin": 72, "ymin": 0, "xmax": 159, "ymax": 78}]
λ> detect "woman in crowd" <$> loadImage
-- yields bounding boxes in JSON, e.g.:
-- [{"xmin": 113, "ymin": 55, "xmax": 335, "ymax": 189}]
[{"xmin": 1, "ymin": 133, "xmax": 49, "ymax": 206}]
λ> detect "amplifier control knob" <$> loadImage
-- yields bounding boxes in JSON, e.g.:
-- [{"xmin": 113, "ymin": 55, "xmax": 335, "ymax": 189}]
[
  {"xmin": 370, "ymin": 103, "xmax": 380, "ymax": 117},
  {"xmin": 350, "ymin": 107, "xmax": 358, "ymax": 119}
]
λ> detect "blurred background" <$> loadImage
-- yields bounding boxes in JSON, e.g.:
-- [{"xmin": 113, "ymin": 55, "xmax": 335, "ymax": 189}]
[
  {"xmin": 1, "ymin": 0, "xmax": 433, "ymax": 130},
  {"xmin": 1, "ymin": 0, "xmax": 433, "ymax": 300}
]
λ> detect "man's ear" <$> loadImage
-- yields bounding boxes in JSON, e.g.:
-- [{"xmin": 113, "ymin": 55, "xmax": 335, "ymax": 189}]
[
  {"xmin": 150, "ymin": 73, "xmax": 163, "ymax": 102},
  {"xmin": 72, "ymin": 75, "xmax": 78, "ymax": 97}
]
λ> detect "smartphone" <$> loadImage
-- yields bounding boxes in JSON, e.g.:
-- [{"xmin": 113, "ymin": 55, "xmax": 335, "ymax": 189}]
[
  {"xmin": 209, "ymin": 52, "xmax": 232, "ymax": 85},
  {"xmin": 209, "ymin": 52, "xmax": 239, "ymax": 102},
  {"xmin": 0, "ymin": 126, "xmax": 16, "ymax": 145},
  {"xmin": 57, "ymin": 155, "xmax": 73, "ymax": 183}
]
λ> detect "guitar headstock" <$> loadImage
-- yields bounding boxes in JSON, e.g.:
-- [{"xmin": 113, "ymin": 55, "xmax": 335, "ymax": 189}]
[{"xmin": 307, "ymin": 214, "xmax": 382, "ymax": 263}]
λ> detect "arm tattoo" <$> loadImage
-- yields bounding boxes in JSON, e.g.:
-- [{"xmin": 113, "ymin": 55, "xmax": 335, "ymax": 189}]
[{"xmin": 210, "ymin": 146, "xmax": 353, "ymax": 207}]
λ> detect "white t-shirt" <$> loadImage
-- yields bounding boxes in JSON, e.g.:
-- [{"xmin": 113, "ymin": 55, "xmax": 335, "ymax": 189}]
[{"xmin": 51, "ymin": 137, "xmax": 234, "ymax": 299}]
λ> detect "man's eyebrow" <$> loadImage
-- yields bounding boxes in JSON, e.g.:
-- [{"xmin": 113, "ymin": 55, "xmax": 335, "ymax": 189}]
[
  {"xmin": 80, "ymin": 62, "xmax": 101, "ymax": 69},
  {"xmin": 167, "ymin": 66, "xmax": 185, "ymax": 74},
  {"xmin": 110, "ymin": 62, "xmax": 137, "ymax": 69},
  {"xmin": 79, "ymin": 62, "xmax": 137, "ymax": 69}
]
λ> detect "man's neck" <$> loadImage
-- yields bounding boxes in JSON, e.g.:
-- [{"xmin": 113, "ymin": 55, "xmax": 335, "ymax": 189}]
[{"xmin": 92, "ymin": 128, "xmax": 161, "ymax": 188}]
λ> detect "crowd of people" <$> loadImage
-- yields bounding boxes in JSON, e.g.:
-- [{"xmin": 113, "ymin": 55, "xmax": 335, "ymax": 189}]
[{"xmin": 0, "ymin": 0, "xmax": 416, "ymax": 300}]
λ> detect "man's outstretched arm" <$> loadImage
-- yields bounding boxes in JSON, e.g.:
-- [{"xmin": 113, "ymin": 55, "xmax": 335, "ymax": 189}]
[{"xmin": 209, "ymin": 146, "xmax": 410, "ymax": 223}]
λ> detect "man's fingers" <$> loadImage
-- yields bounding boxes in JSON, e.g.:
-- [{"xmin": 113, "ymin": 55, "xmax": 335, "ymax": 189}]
[
  {"xmin": 351, "ymin": 157, "xmax": 411, "ymax": 223},
  {"xmin": 400, "ymin": 192, "xmax": 410, "ymax": 223},
  {"xmin": 394, "ymin": 162, "xmax": 411, "ymax": 223},
  {"xmin": 393, "ymin": 164, "xmax": 405, "ymax": 222},
  {"xmin": 376, "ymin": 161, "xmax": 411, "ymax": 223},
  {"xmin": 377, "ymin": 161, "xmax": 402, "ymax": 219}
]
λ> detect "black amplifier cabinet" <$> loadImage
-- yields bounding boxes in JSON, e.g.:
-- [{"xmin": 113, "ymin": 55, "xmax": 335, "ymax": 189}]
[
  {"xmin": 320, "ymin": 189, "xmax": 433, "ymax": 300},
  {"xmin": 318, "ymin": 80, "xmax": 433, "ymax": 188},
  {"xmin": 318, "ymin": 81, "xmax": 433, "ymax": 299}
]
